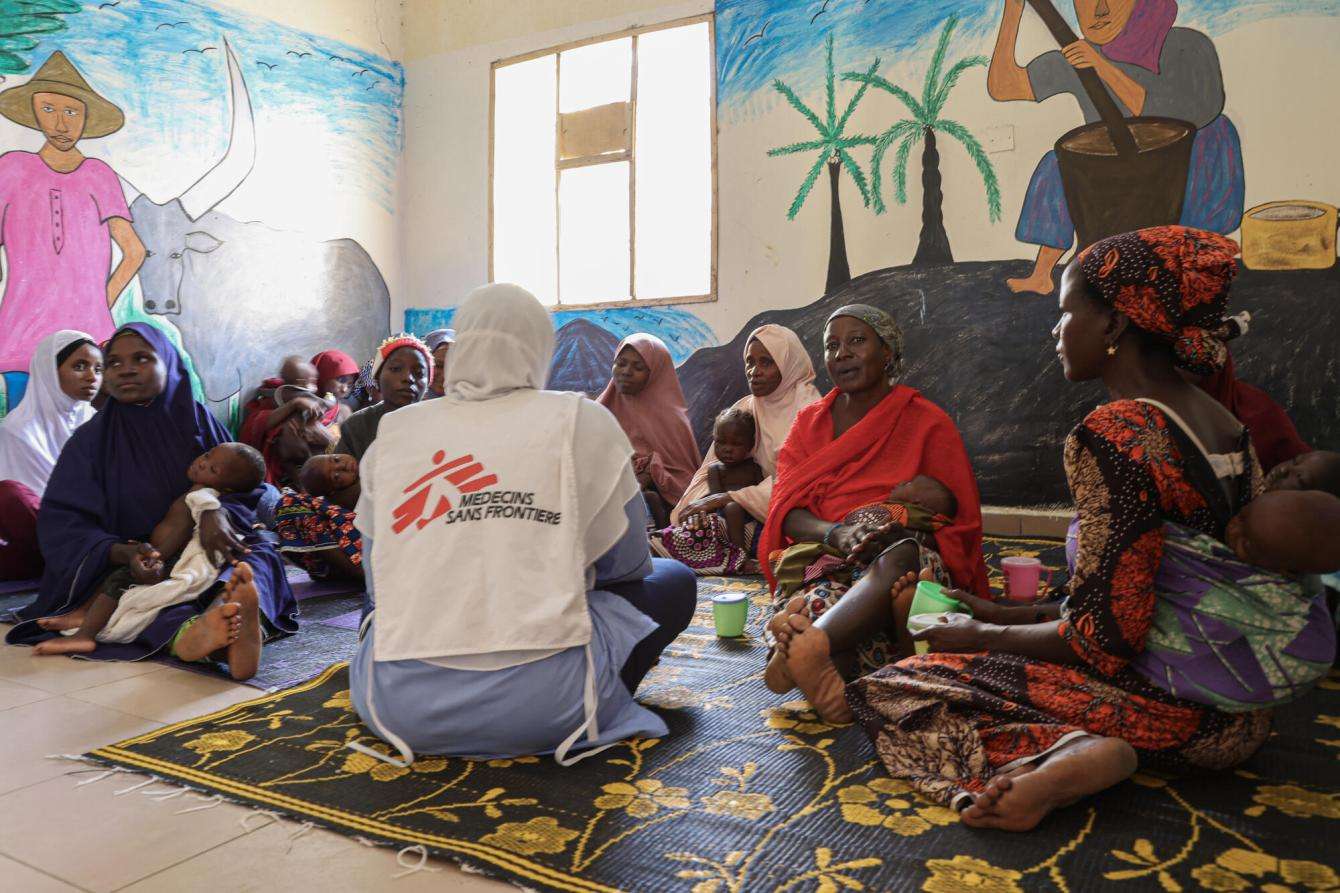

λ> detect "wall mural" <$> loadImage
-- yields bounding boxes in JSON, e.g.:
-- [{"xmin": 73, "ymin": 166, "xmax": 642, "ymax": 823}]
[
  {"xmin": 0, "ymin": 0, "xmax": 400, "ymax": 422},
  {"xmin": 680, "ymin": 0, "xmax": 1339, "ymax": 505},
  {"xmin": 404, "ymin": 305, "xmax": 718, "ymax": 396}
]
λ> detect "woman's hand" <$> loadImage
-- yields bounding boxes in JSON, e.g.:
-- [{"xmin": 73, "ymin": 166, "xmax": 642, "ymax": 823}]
[
  {"xmin": 943, "ymin": 589, "xmax": 1011, "ymax": 625},
  {"xmin": 681, "ymin": 494, "xmax": 732, "ymax": 530},
  {"xmin": 910, "ymin": 615, "xmax": 1000, "ymax": 654},
  {"xmin": 197, "ymin": 509, "xmax": 250, "ymax": 565},
  {"xmin": 836, "ymin": 521, "xmax": 910, "ymax": 567},
  {"xmin": 128, "ymin": 543, "xmax": 165, "ymax": 584},
  {"xmin": 1061, "ymin": 40, "xmax": 1103, "ymax": 70}
]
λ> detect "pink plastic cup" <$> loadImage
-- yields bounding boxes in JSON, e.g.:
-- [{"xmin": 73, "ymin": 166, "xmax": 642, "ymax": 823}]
[{"xmin": 1000, "ymin": 556, "xmax": 1052, "ymax": 602}]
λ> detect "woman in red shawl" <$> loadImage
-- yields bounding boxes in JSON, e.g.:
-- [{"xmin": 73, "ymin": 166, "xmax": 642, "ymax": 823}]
[
  {"xmin": 597, "ymin": 334, "xmax": 701, "ymax": 528},
  {"xmin": 760, "ymin": 305, "xmax": 989, "ymax": 702}
]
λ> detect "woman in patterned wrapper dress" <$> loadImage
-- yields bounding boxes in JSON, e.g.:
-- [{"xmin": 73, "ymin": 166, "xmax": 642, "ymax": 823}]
[{"xmin": 782, "ymin": 226, "xmax": 1276, "ymax": 831}]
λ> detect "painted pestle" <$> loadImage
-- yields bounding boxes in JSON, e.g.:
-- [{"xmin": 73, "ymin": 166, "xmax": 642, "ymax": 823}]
[{"xmin": 1024, "ymin": 0, "xmax": 1138, "ymax": 158}]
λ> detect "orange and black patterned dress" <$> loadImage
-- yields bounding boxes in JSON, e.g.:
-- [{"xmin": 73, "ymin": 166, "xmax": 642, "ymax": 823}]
[{"xmin": 847, "ymin": 400, "xmax": 1272, "ymax": 808}]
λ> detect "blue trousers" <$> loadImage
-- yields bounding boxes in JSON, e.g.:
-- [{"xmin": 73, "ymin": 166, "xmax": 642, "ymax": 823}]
[{"xmin": 607, "ymin": 557, "xmax": 697, "ymax": 693}]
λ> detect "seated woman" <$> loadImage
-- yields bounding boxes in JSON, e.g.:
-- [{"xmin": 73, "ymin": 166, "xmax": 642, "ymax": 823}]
[
  {"xmin": 6, "ymin": 324, "xmax": 298, "ymax": 680},
  {"xmin": 349, "ymin": 284, "xmax": 696, "ymax": 764},
  {"xmin": 336, "ymin": 335, "xmax": 432, "ymax": 462},
  {"xmin": 597, "ymin": 334, "xmax": 701, "ymax": 529},
  {"xmin": 423, "ymin": 328, "xmax": 455, "ymax": 400},
  {"xmin": 654, "ymin": 325, "xmax": 822, "ymax": 575},
  {"xmin": 793, "ymin": 227, "xmax": 1281, "ymax": 832},
  {"xmin": 761, "ymin": 305, "xmax": 989, "ymax": 691},
  {"xmin": 0, "ymin": 331, "xmax": 101, "ymax": 580}
]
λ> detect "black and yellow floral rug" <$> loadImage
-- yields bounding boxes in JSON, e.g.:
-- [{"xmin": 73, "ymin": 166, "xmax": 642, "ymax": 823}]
[{"xmin": 85, "ymin": 537, "xmax": 1340, "ymax": 892}]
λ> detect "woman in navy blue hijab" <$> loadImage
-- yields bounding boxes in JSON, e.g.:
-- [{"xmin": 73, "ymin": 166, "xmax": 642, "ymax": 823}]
[{"xmin": 6, "ymin": 324, "xmax": 298, "ymax": 677}]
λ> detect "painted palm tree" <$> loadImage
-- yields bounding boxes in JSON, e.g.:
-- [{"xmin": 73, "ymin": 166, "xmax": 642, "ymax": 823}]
[
  {"xmin": 767, "ymin": 35, "xmax": 879, "ymax": 293},
  {"xmin": 0, "ymin": 0, "xmax": 82, "ymax": 74},
  {"xmin": 844, "ymin": 16, "xmax": 1001, "ymax": 266}
]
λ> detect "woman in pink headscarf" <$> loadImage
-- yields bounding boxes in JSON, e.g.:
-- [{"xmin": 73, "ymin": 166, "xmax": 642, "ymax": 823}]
[
  {"xmin": 597, "ymin": 334, "xmax": 701, "ymax": 528},
  {"xmin": 652, "ymin": 325, "xmax": 822, "ymax": 574}
]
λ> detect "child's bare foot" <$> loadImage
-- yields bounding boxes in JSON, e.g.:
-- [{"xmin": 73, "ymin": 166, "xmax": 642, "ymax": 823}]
[
  {"xmin": 783, "ymin": 614, "xmax": 853, "ymax": 724},
  {"xmin": 960, "ymin": 736, "xmax": 1136, "ymax": 831},
  {"xmin": 37, "ymin": 607, "xmax": 87, "ymax": 632},
  {"xmin": 175, "ymin": 600, "xmax": 242, "ymax": 663},
  {"xmin": 33, "ymin": 632, "xmax": 97, "ymax": 656},
  {"xmin": 224, "ymin": 562, "xmax": 263, "ymax": 681}
]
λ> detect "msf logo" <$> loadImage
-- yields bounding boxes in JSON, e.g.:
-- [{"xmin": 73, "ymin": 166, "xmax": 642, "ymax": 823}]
[{"xmin": 392, "ymin": 452, "xmax": 497, "ymax": 535}]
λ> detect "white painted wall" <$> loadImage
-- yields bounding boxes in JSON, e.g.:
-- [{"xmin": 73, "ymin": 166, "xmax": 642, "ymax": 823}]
[{"xmin": 399, "ymin": 1, "xmax": 1340, "ymax": 341}]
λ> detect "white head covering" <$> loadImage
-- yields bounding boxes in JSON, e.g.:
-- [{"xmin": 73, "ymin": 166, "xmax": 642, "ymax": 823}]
[
  {"xmin": 424, "ymin": 328, "xmax": 456, "ymax": 352},
  {"xmin": 668, "ymin": 324, "xmax": 821, "ymax": 525},
  {"xmin": 0, "ymin": 330, "xmax": 99, "ymax": 496},
  {"xmin": 744, "ymin": 324, "xmax": 822, "ymax": 475},
  {"xmin": 362, "ymin": 282, "xmax": 640, "ymax": 664},
  {"xmin": 445, "ymin": 284, "xmax": 555, "ymax": 402}
]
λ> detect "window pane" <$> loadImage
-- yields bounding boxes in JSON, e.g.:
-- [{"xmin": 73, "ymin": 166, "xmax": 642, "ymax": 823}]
[
  {"xmin": 559, "ymin": 162, "xmax": 630, "ymax": 304},
  {"xmin": 559, "ymin": 38, "xmax": 631, "ymax": 113},
  {"xmin": 493, "ymin": 56, "xmax": 558, "ymax": 305},
  {"xmin": 635, "ymin": 22, "xmax": 712, "ymax": 299}
]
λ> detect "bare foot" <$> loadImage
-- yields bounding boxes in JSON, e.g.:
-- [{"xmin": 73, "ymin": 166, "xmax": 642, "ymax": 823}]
[
  {"xmin": 37, "ymin": 607, "xmax": 87, "ymax": 632},
  {"xmin": 1006, "ymin": 272, "xmax": 1056, "ymax": 295},
  {"xmin": 33, "ymin": 632, "xmax": 97, "ymax": 656},
  {"xmin": 175, "ymin": 600, "xmax": 242, "ymax": 663},
  {"xmin": 224, "ymin": 562, "xmax": 263, "ymax": 681},
  {"xmin": 768, "ymin": 596, "xmax": 807, "ymax": 655},
  {"xmin": 764, "ymin": 650, "xmax": 795, "ymax": 694},
  {"xmin": 784, "ymin": 614, "xmax": 853, "ymax": 724},
  {"xmin": 961, "ymin": 736, "xmax": 1137, "ymax": 831}
]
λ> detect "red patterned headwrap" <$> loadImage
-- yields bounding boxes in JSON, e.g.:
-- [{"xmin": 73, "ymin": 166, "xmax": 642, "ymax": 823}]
[
  {"xmin": 371, "ymin": 334, "xmax": 433, "ymax": 386},
  {"xmin": 1079, "ymin": 225, "xmax": 1240, "ymax": 375}
]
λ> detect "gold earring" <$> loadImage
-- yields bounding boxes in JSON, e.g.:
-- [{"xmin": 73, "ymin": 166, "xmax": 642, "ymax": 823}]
[{"xmin": 1106, "ymin": 343, "xmax": 1118, "ymax": 356}]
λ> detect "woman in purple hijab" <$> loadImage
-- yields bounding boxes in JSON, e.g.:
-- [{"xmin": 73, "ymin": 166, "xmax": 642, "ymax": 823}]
[
  {"xmin": 988, "ymin": 0, "xmax": 1244, "ymax": 295},
  {"xmin": 5, "ymin": 323, "xmax": 298, "ymax": 678}
]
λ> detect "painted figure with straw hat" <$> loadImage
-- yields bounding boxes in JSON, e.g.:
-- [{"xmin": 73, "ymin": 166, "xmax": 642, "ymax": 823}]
[{"xmin": 0, "ymin": 50, "xmax": 145, "ymax": 407}]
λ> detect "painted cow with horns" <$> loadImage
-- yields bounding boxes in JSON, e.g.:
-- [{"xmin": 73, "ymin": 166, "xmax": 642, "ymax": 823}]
[{"xmin": 122, "ymin": 39, "xmax": 390, "ymax": 413}]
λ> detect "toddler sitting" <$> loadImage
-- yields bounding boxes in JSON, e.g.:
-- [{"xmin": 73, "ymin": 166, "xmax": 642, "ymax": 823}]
[
  {"xmin": 706, "ymin": 408, "xmax": 765, "ymax": 550},
  {"xmin": 35, "ymin": 443, "xmax": 265, "ymax": 654}
]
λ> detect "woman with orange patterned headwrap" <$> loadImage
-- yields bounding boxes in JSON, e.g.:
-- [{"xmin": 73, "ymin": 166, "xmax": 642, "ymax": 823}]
[{"xmin": 787, "ymin": 227, "xmax": 1289, "ymax": 832}]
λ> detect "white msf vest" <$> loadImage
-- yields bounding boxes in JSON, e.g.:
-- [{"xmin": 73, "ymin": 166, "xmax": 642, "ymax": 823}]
[{"xmin": 366, "ymin": 389, "xmax": 592, "ymax": 662}]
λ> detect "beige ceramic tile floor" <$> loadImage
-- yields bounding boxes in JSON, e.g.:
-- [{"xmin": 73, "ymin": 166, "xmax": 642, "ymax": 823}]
[{"xmin": 0, "ymin": 625, "xmax": 513, "ymax": 892}]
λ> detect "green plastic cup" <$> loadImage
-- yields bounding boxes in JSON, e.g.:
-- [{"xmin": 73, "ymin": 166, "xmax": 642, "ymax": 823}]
[
  {"xmin": 908, "ymin": 580, "xmax": 967, "ymax": 619},
  {"xmin": 712, "ymin": 593, "xmax": 749, "ymax": 637}
]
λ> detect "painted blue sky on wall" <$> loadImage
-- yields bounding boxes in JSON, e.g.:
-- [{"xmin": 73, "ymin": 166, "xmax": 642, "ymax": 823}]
[
  {"xmin": 404, "ymin": 306, "xmax": 719, "ymax": 366},
  {"xmin": 717, "ymin": 0, "xmax": 1340, "ymax": 108},
  {"xmin": 4, "ymin": 0, "xmax": 403, "ymax": 212}
]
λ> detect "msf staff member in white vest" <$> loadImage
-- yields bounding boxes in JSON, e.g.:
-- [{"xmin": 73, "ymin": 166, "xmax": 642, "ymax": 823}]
[{"xmin": 350, "ymin": 283, "xmax": 697, "ymax": 765}]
